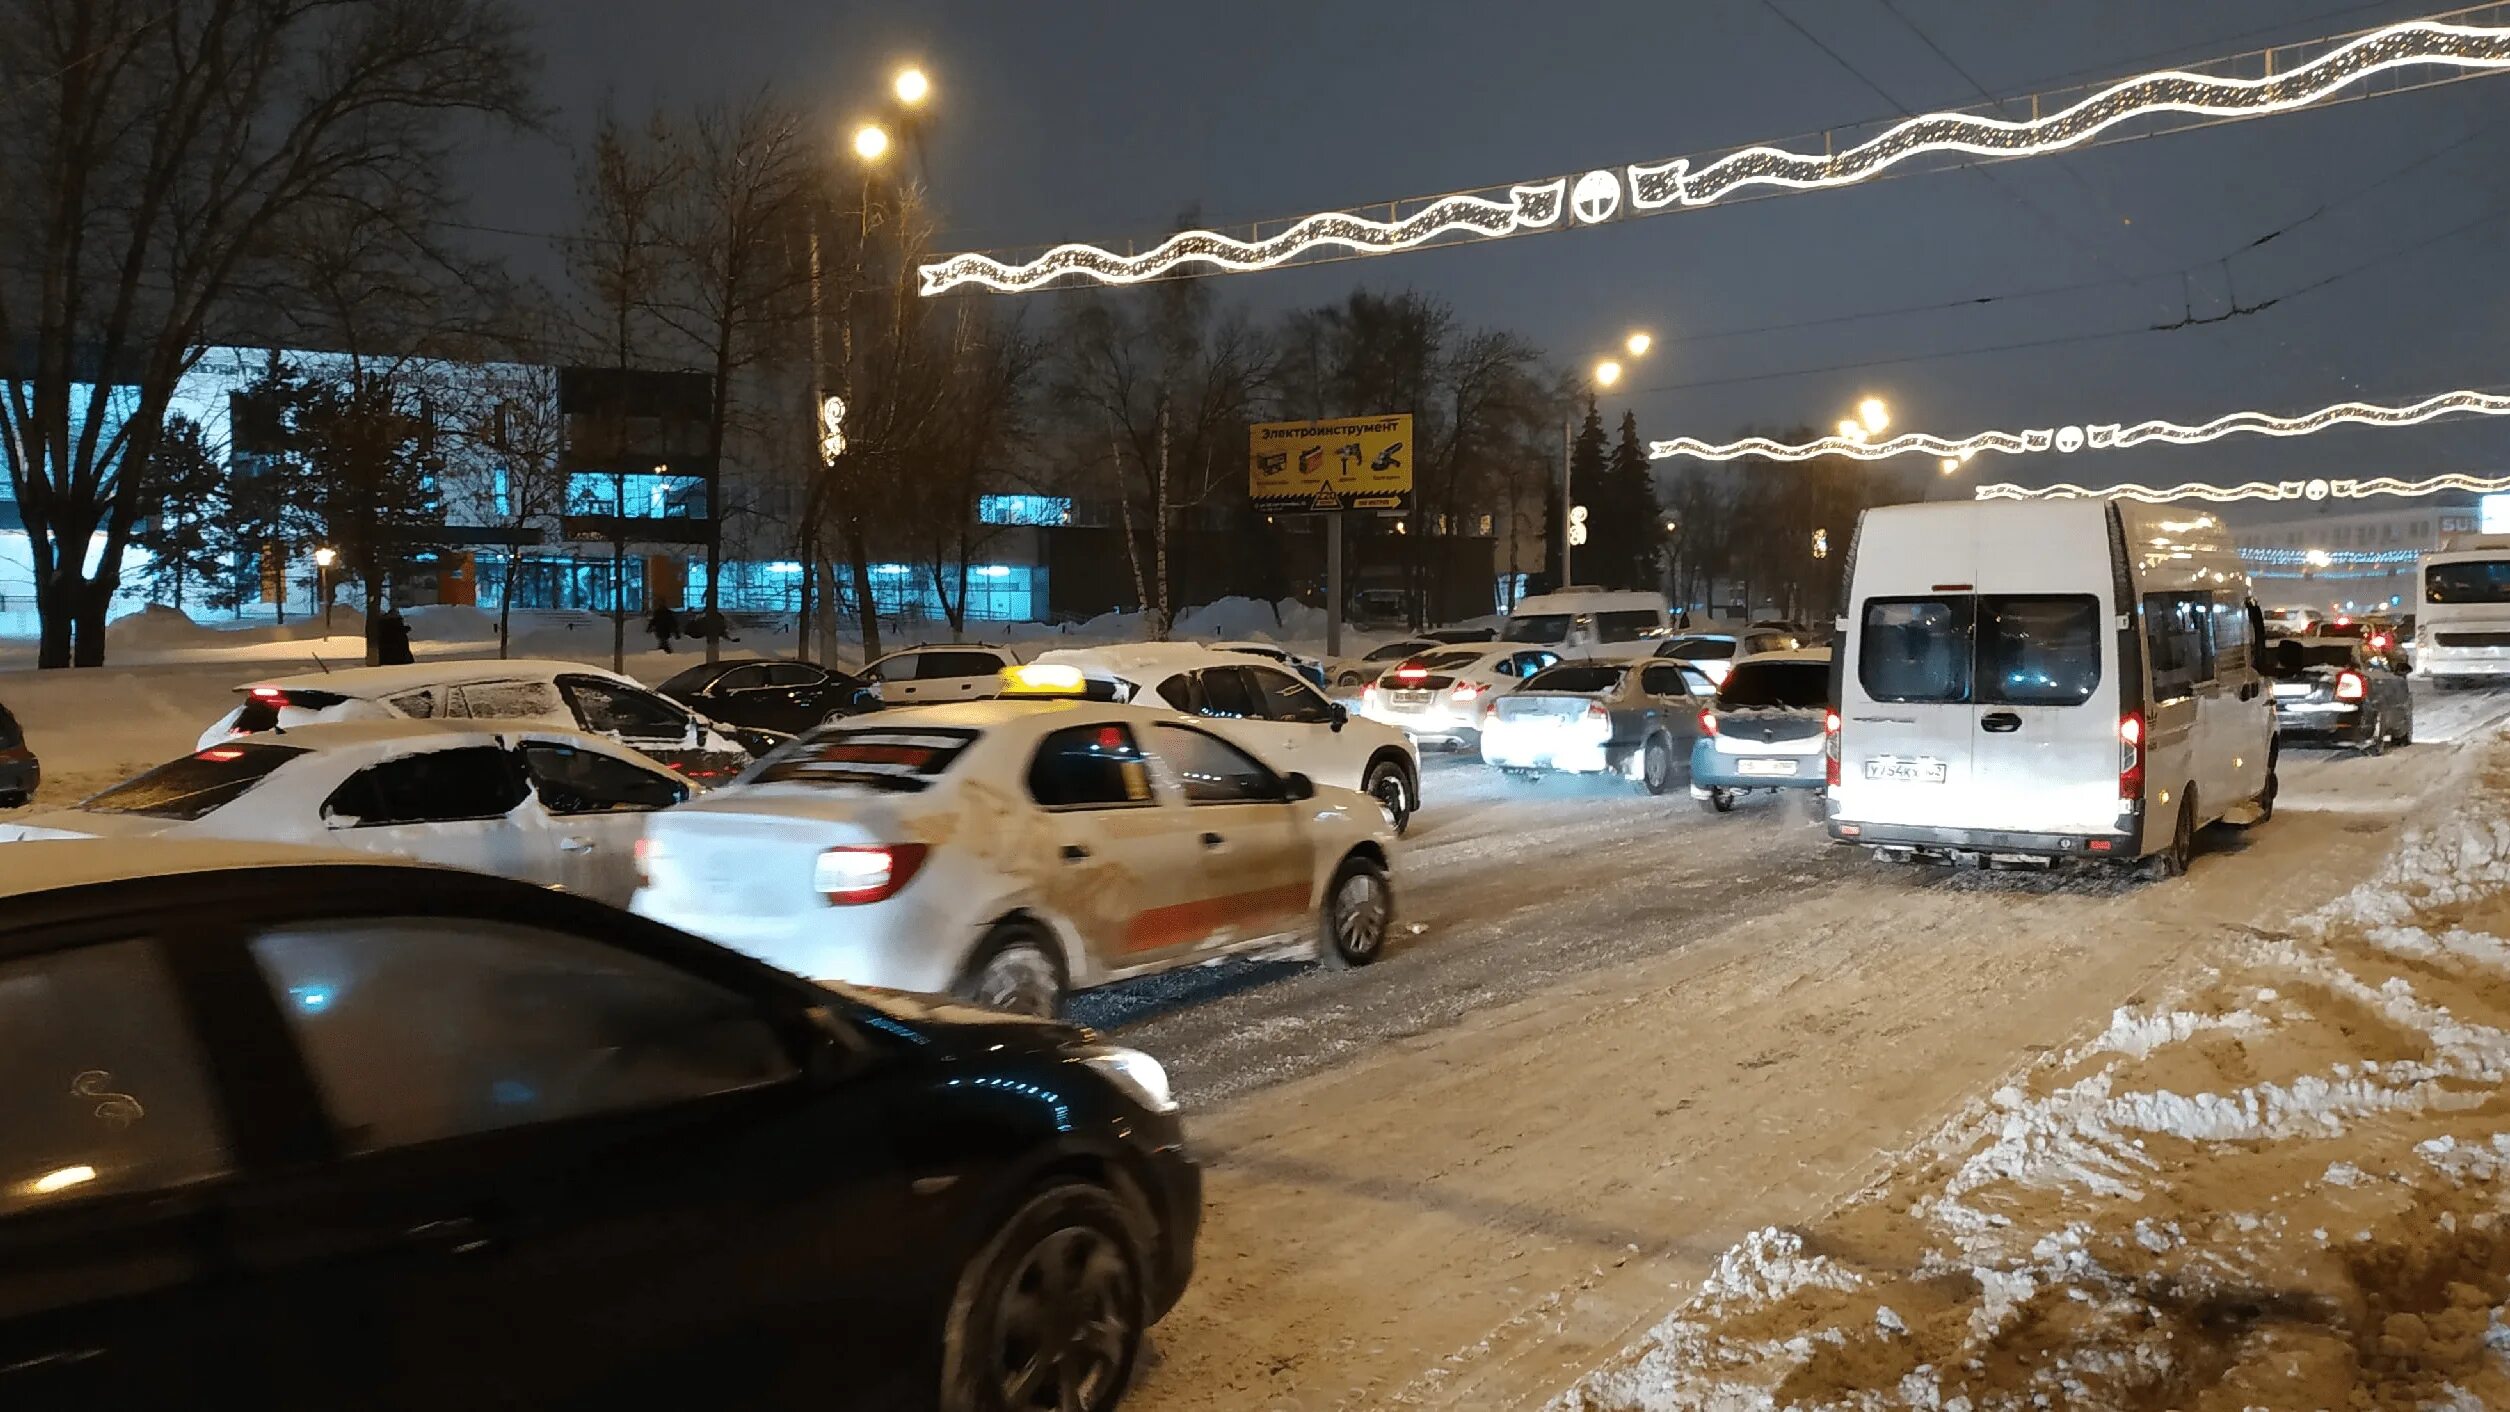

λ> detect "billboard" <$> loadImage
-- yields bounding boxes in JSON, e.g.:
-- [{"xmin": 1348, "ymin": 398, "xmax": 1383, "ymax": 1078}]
[
  {"xmin": 1249, "ymin": 414, "xmax": 1412, "ymax": 512},
  {"xmin": 2482, "ymin": 492, "xmax": 2510, "ymax": 535}
]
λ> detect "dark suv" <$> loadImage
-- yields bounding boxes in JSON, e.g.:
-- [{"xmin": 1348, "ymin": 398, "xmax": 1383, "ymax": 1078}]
[{"xmin": 0, "ymin": 699, "xmax": 36, "ymax": 807}]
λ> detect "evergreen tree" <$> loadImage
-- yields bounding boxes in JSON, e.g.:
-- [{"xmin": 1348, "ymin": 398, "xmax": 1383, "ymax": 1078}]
[
  {"xmin": 292, "ymin": 373, "xmax": 446, "ymax": 659},
  {"xmin": 1563, "ymin": 399, "xmax": 1607, "ymax": 587},
  {"xmin": 130, "ymin": 416, "xmax": 229, "ymax": 614},
  {"xmin": 1596, "ymin": 409, "xmax": 1667, "ymax": 591},
  {"xmin": 206, "ymin": 356, "xmax": 312, "ymax": 615}
]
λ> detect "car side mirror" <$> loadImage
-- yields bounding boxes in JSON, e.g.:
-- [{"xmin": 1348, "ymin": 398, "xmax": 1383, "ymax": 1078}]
[
  {"xmin": 1330, "ymin": 703, "xmax": 1348, "ymax": 731},
  {"xmin": 1283, "ymin": 771, "xmax": 1316, "ymax": 801}
]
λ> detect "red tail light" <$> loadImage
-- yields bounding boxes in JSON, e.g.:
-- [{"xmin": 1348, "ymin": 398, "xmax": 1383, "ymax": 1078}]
[
  {"xmin": 2118, "ymin": 712, "xmax": 2145, "ymax": 805},
  {"xmin": 198, "ymin": 747, "xmax": 246, "ymax": 762},
  {"xmin": 1824, "ymin": 710, "xmax": 1841, "ymax": 736},
  {"xmin": 815, "ymin": 844, "xmax": 930, "ymax": 905},
  {"xmin": 1583, "ymin": 701, "xmax": 1610, "ymax": 723},
  {"xmin": 1824, "ymin": 710, "xmax": 1842, "ymax": 788},
  {"xmin": 1698, "ymin": 710, "xmax": 1718, "ymax": 736},
  {"xmin": 1449, "ymin": 680, "xmax": 1485, "ymax": 703},
  {"xmin": 250, "ymin": 686, "xmax": 284, "ymax": 700},
  {"xmin": 2335, "ymin": 670, "xmax": 2367, "ymax": 701},
  {"xmin": 1394, "ymin": 664, "xmax": 1429, "ymax": 681},
  {"xmin": 1363, "ymin": 684, "xmax": 1380, "ymax": 711},
  {"xmin": 2370, "ymin": 633, "xmax": 2391, "ymax": 651}
]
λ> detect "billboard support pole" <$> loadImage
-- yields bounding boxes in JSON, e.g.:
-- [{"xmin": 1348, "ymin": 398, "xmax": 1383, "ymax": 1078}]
[{"xmin": 1326, "ymin": 512, "xmax": 1344, "ymax": 659}]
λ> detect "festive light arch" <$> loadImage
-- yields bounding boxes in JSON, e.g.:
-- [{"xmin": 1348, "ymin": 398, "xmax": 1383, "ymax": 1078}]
[
  {"xmin": 1971, "ymin": 472, "xmax": 2510, "ymax": 504},
  {"xmin": 1645, "ymin": 390, "xmax": 2510, "ymax": 464},
  {"xmin": 920, "ymin": 14, "xmax": 2510, "ymax": 294}
]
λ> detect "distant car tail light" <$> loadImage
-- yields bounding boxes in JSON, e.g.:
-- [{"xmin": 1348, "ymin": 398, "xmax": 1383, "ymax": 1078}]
[
  {"xmin": 2335, "ymin": 670, "xmax": 2368, "ymax": 701},
  {"xmin": 2118, "ymin": 712, "xmax": 2145, "ymax": 807},
  {"xmin": 250, "ymin": 686, "xmax": 284, "ymax": 700},
  {"xmin": 1824, "ymin": 711, "xmax": 1842, "ymax": 788},
  {"xmin": 1363, "ymin": 684, "xmax": 1380, "ymax": 711},
  {"xmin": 2370, "ymin": 633, "xmax": 2391, "ymax": 651},
  {"xmin": 1698, "ymin": 709, "xmax": 1719, "ymax": 736},
  {"xmin": 815, "ymin": 844, "xmax": 930, "ymax": 905},
  {"xmin": 1394, "ymin": 664, "xmax": 1429, "ymax": 682},
  {"xmin": 634, "ymin": 836, "xmax": 664, "ymax": 883},
  {"xmin": 1449, "ymin": 680, "xmax": 1484, "ymax": 703},
  {"xmin": 198, "ymin": 747, "xmax": 246, "ymax": 762},
  {"xmin": 1824, "ymin": 709, "xmax": 1842, "ymax": 736}
]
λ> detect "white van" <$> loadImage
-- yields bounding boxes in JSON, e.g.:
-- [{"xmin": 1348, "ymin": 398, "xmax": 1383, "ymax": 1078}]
[
  {"xmin": 1826, "ymin": 501, "xmax": 2276, "ymax": 876},
  {"xmin": 2414, "ymin": 535, "xmax": 2510, "ymax": 687},
  {"xmin": 1499, "ymin": 588, "xmax": 1670, "ymax": 660}
]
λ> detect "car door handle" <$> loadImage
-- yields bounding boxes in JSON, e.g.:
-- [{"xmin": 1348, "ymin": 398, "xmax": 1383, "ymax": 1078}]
[
  {"xmin": 1980, "ymin": 711, "xmax": 2023, "ymax": 733},
  {"xmin": 1200, "ymin": 832, "xmax": 1227, "ymax": 850},
  {"xmin": 557, "ymin": 836, "xmax": 595, "ymax": 853},
  {"xmin": 405, "ymin": 1216, "xmax": 494, "ymax": 1256},
  {"xmin": 1060, "ymin": 844, "xmax": 1091, "ymax": 862}
]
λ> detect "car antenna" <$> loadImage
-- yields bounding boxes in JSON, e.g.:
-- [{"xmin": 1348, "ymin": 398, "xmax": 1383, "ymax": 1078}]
[{"xmin": 307, "ymin": 652, "xmax": 332, "ymax": 674}]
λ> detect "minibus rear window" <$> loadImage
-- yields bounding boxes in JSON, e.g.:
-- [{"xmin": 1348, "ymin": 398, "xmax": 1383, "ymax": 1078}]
[
  {"xmin": 1859, "ymin": 595, "xmax": 2101, "ymax": 706},
  {"xmin": 1859, "ymin": 598, "xmax": 1974, "ymax": 703}
]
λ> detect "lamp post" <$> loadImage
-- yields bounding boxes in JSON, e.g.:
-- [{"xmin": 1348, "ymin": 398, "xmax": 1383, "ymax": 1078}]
[
  {"xmin": 1564, "ymin": 331, "xmax": 1654, "ymax": 589},
  {"xmin": 312, "ymin": 547, "xmax": 337, "ymax": 635}
]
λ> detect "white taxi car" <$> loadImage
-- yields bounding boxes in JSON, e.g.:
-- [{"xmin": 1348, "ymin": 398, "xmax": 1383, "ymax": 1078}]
[
  {"xmin": 0, "ymin": 721, "xmax": 689, "ymax": 904},
  {"xmin": 630, "ymin": 698, "xmax": 1398, "ymax": 1016},
  {"xmin": 1031, "ymin": 643, "xmax": 1423, "ymax": 832},
  {"xmin": 1358, "ymin": 643, "xmax": 1561, "ymax": 750}
]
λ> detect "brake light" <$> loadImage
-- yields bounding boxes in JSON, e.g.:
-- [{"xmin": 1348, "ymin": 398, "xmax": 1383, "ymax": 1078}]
[
  {"xmin": 1363, "ymin": 684, "xmax": 1380, "ymax": 711},
  {"xmin": 250, "ymin": 687, "xmax": 284, "ymax": 701},
  {"xmin": 1449, "ymin": 680, "xmax": 1484, "ymax": 703},
  {"xmin": 1823, "ymin": 710, "xmax": 1842, "ymax": 788},
  {"xmin": 2370, "ymin": 633, "xmax": 2391, "ymax": 651},
  {"xmin": 1699, "ymin": 710, "xmax": 1719, "ymax": 736},
  {"xmin": 198, "ymin": 747, "xmax": 245, "ymax": 762},
  {"xmin": 2118, "ymin": 712, "xmax": 2144, "ymax": 806},
  {"xmin": 1394, "ymin": 665, "xmax": 1429, "ymax": 682},
  {"xmin": 633, "ymin": 836, "xmax": 663, "ymax": 883},
  {"xmin": 815, "ymin": 844, "xmax": 930, "ymax": 905},
  {"xmin": 2335, "ymin": 670, "xmax": 2367, "ymax": 701},
  {"xmin": 1824, "ymin": 710, "xmax": 1841, "ymax": 736}
]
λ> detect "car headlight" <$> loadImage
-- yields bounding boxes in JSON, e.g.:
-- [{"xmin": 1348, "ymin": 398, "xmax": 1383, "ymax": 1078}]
[{"xmin": 1075, "ymin": 1045, "xmax": 1178, "ymax": 1115}]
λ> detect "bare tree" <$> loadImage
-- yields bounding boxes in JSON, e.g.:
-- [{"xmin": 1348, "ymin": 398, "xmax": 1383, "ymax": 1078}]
[
  {"xmin": 0, "ymin": 0, "xmax": 537, "ymax": 667},
  {"xmin": 450, "ymin": 363, "xmax": 570, "ymax": 656}
]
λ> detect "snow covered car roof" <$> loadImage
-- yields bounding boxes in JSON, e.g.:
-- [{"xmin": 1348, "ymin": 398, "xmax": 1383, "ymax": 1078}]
[
  {"xmin": 180, "ymin": 718, "xmax": 645, "ymax": 756},
  {"xmin": 1031, "ymin": 642, "xmax": 1267, "ymax": 690},
  {"xmin": 1733, "ymin": 647, "xmax": 1833, "ymax": 665},
  {"xmin": 0, "ymin": 837, "xmax": 390, "ymax": 899},
  {"xmin": 235, "ymin": 658, "xmax": 641, "ymax": 699}
]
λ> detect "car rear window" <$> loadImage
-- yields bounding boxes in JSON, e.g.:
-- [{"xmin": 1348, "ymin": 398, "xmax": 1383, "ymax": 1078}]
[
  {"xmin": 1660, "ymin": 637, "xmax": 1737, "ymax": 661},
  {"xmin": 84, "ymin": 744, "xmax": 309, "ymax": 820},
  {"xmin": 749, "ymin": 728, "xmax": 976, "ymax": 791},
  {"xmin": 1523, "ymin": 664, "xmax": 1627, "ymax": 694},
  {"xmin": 1860, "ymin": 595, "xmax": 2101, "ymax": 706},
  {"xmin": 2267, "ymin": 640, "xmax": 2358, "ymax": 674},
  {"xmin": 2314, "ymin": 621, "xmax": 2369, "ymax": 640},
  {"xmin": 1718, "ymin": 661, "xmax": 1828, "ymax": 709},
  {"xmin": 1503, "ymin": 615, "xmax": 1570, "ymax": 644},
  {"xmin": 1596, "ymin": 610, "xmax": 1659, "ymax": 643},
  {"xmin": 1415, "ymin": 651, "xmax": 1486, "ymax": 672}
]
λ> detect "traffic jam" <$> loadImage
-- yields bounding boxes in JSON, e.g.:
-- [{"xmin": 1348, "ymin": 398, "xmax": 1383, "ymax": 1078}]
[{"xmin": 0, "ymin": 498, "xmax": 2455, "ymax": 1409}]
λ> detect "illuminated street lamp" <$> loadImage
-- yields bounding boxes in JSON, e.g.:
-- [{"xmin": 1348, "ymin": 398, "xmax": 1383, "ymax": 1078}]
[
  {"xmin": 1593, "ymin": 359, "xmax": 1623, "ymax": 389},
  {"xmin": 1625, "ymin": 331, "xmax": 1652, "ymax": 357},
  {"xmin": 851, "ymin": 122, "xmax": 891, "ymax": 163},
  {"xmin": 312, "ymin": 546, "xmax": 338, "ymax": 633},
  {"xmin": 892, "ymin": 66, "xmax": 931, "ymax": 106},
  {"xmin": 1857, "ymin": 397, "xmax": 1890, "ymax": 434}
]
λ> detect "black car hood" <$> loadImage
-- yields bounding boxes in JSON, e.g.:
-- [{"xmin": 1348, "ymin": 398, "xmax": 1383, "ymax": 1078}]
[{"xmin": 839, "ymin": 983, "xmax": 1094, "ymax": 1056}]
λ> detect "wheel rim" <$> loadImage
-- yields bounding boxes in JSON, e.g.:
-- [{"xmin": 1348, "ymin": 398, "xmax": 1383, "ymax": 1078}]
[
  {"xmin": 1334, "ymin": 871, "xmax": 1389, "ymax": 959},
  {"xmin": 971, "ymin": 945, "xmax": 1059, "ymax": 1017},
  {"xmin": 1369, "ymin": 769, "xmax": 1407, "ymax": 823},
  {"xmin": 991, "ymin": 1225, "xmax": 1136, "ymax": 1412}
]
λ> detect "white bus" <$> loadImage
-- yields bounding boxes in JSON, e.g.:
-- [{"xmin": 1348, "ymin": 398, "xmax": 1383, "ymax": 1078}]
[{"xmin": 2415, "ymin": 535, "xmax": 2510, "ymax": 687}]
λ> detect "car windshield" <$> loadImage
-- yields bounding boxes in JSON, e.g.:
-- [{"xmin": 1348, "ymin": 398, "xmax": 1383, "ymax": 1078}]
[
  {"xmin": 657, "ymin": 663, "xmax": 725, "ymax": 694},
  {"xmin": 1718, "ymin": 661, "xmax": 1828, "ymax": 709},
  {"xmin": 2427, "ymin": 561, "xmax": 2510, "ymax": 605},
  {"xmin": 1523, "ymin": 664, "xmax": 1626, "ymax": 694},
  {"xmin": 746, "ymin": 728, "xmax": 976, "ymax": 791},
  {"xmin": 1504, "ymin": 614, "xmax": 1570, "ymax": 643},
  {"xmin": 1660, "ymin": 637, "xmax": 1737, "ymax": 660},
  {"xmin": 1364, "ymin": 642, "xmax": 1426, "ymax": 661},
  {"xmin": 83, "ymin": 743, "xmax": 308, "ymax": 820}
]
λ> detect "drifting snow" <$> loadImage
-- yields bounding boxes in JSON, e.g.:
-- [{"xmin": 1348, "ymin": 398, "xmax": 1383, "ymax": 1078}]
[{"xmin": 1558, "ymin": 730, "xmax": 2510, "ymax": 1411}]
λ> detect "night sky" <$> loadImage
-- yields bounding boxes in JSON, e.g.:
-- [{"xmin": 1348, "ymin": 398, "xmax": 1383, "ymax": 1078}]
[{"xmin": 473, "ymin": 0, "xmax": 2510, "ymax": 514}]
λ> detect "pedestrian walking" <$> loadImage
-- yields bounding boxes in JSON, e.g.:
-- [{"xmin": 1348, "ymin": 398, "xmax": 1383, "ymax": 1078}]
[{"xmin": 648, "ymin": 602, "xmax": 680, "ymax": 653}]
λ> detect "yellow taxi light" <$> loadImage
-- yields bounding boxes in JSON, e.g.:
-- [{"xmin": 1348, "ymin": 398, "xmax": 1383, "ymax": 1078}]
[{"xmin": 1002, "ymin": 663, "xmax": 1087, "ymax": 695}]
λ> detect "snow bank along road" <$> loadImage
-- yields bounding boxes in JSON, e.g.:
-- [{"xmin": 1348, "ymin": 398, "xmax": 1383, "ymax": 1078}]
[{"xmin": 1115, "ymin": 684, "xmax": 2510, "ymax": 1412}]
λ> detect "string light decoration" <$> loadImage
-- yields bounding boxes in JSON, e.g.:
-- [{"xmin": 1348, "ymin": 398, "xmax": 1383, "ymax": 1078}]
[
  {"xmin": 919, "ymin": 16, "xmax": 2510, "ymax": 295},
  {"xmin": 1973, "ymin": 472, "xmax": 2510, "ymax": 505},
  {"xmin": 1647, "ymin": 390, "xmax": 2510, "ymax": 464},
  {"xmin": 2242, "ymin": 546, "xmax": 2424, "ymax": 565}
]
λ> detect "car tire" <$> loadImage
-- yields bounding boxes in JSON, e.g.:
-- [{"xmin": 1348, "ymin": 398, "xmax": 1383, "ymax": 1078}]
[
  {"xmin": 1364, "ymin": 760, "xmax": 1413, "ymax": 836},
  {"xmin": 0, "ymin": 791, "xmax": 23, "ymax": 810},
  {"xmin": 1634, "ymin": 733, "xmax": 1675, "ymax": 796},
  {"xmin": 954, "ymin": 922, "xmax": 1066, "ymax": 1018},
  {"xmin": 2397, "ymin": 709, "xmax": 2415, "ymax": 746},
  {"xmin": 2359, "ymin": 713, "xmax": 2386, "ymax": 757},
  {"xmin": 1318, "ymin": 854, "xmax": 1393, "ymax": 968},
  {"xmin": 1696, "ymin": 787, "xmax": 1736, "ymax": 814},
  {"xmin": 820, "ymin": 708, "xmax": 852, "ymax": 727},
  {"xmin": 2141, "ymin": 791, "xmax": 2197, "ymax": 881},
  {"xmin": 939, "ymin": 1183, "xmax": 1151, "ymax": 1412}
]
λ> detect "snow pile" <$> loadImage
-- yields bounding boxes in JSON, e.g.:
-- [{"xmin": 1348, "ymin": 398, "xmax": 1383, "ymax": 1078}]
[{"xmin": 1558, "ymin": 737, "xmax": 2510, "ymax": 1411}]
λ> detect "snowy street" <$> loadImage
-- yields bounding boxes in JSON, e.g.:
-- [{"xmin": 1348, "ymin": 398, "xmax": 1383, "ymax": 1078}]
[{"xmin": 1102, "ymin": 686, "xmax": 2510, "ymax": 1410}]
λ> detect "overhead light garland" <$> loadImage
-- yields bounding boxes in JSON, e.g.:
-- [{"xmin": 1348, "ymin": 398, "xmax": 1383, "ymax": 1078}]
[
  {"xmin": 2242, "ymin": 546, "xmax": 2426, "ymax": 565},
  {"xmin": 1974, "ymin": 472, "xmax": 2510, "ymax": 504},
  {"xmin": 920, "ymin": 15, "xmax": 2510, "ymax": 294},
  {"xmin": 1647, "ymin": 390, "xmax": 2510, "ymax": 464}
]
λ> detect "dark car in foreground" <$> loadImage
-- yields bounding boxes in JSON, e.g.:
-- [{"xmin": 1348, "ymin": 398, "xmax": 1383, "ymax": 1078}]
[
  {"xmin": 1690, "ymin": 650, "xmax": 1833, "ymax": 814},
  {"xmin": 0, "ymin": 699, "xmax": 34, "ymax": 806},
  {"xmin": 658, "ymin": 656, "xmax": 872, "ymax": 736},
  {"xmin": 0, "ymin": 843, "xmax": 1196, "ymax": 1412},
  {"xmin": 2268, "ymin": 635, "xmax": 2413, "ymax": 752}
]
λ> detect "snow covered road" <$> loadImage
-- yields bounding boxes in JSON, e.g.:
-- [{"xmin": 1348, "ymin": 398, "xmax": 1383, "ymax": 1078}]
[{"xmin": 1116, "ymin": 685, "xmax": 2510, "ymax": 1411}]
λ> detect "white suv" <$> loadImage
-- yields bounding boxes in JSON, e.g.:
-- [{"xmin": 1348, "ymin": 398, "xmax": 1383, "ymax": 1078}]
[{"xmin": 860, "ymin": 644, "xmax": 1025, "ymax": 706}]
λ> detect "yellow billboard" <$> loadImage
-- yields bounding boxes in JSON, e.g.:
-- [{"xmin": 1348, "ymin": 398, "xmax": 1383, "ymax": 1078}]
[{"xmin": 1249, "ymin": 414, "xmax": 1412, "ymax": 512}]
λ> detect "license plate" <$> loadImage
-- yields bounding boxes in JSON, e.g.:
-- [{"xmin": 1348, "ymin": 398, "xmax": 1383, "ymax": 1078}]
[
  {"xmin": 1391, "ymin": 691, "xmax": 1432, "ymax": 708},
  {"xmin": 2271, "ymin": 684, "xmax": 2311, "ymax": 699},
  {"xmin": 1736, "ymin": 758, "xmax": 1797, "ymax": 777},
  {"xmin": 1864, "ymin": 756, "xmax": 1948, "ymax": 783}
]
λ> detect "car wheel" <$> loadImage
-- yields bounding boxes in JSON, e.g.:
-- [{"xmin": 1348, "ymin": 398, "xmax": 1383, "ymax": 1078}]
[
  {"xmin": 940, "ymin": 1183, "xmax": 1149, "ymax": 1412},
  {"xmin": 1634, "ymin": 733, "xmax": 1674, "ymax": 796},
  {"xmin": 1318, "ymin": 854, "xmax": 1393, "ymax": 968},
  {"xmin": 0, "ymin": 791, "xmax": 23, "ymax": 810},
  {"xmin": 1696, "ymin": 787, "xmax": 1736, "ymax": 814},
  {"xmin": 820, "ymin": 708, "xmax": 852, "ymax": 727},
  {"xmin": 1364, "ymin": 761, "xmax": 1412, "ymax": 836},
  {"xmin": 2397, "ymin": 709, "xmax": 2415, "ymax": 746},
  {"xmin": 1338, "ymin": 670, "xmax": 1364, "ymax": 689},
  {"xmin": 2359, "ymin": 713, "xmax": 2386, "ymax": 757},
  {"xmin": 955, "ymin": 923, "xmax": 1065, "ymax": 1018},
  {"xmin": 2141, "ymin": 791, "xmax": 2197, "ymax": 880}
]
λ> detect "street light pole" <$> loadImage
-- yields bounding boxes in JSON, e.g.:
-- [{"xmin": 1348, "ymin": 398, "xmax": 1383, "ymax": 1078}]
[{"xmin": 1559, "ymin": 417, "xmax": 1572, "ymax": 588}]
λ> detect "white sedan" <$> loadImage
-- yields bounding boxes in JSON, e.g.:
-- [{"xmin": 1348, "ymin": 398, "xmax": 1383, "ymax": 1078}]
[
  {"xmin": 1029, "ymin": 643, "xmax": 1422, "ymax": 831},
  {"xmin": 1358, "ymin": 643, "xmax": 1561, "ymax": 750},
  {"xmin": 0, "ymin": 721, "xmax": 691, "ymax": 904},
  {"xmin": 633, "ymin": 700, "xmax": 1398, "ymax": 1016}
]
